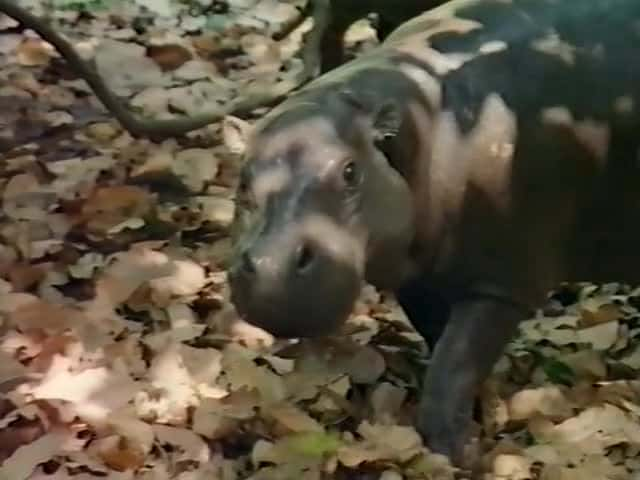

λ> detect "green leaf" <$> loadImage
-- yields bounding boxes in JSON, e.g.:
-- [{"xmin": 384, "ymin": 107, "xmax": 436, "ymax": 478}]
[
  {"xmin": 541, "ymin": 358, "xmax": 575, "ymax": 386},
  {"xmin": 283, "ymin": 432, "xmax": 343, "ymax": 458},
  {"xmin": 51, "ymin": 0, "xmax": 109, "ymax": 12}
]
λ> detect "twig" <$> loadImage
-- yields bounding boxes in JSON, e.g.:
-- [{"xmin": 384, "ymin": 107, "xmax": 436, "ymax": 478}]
[{"xmin": 0, "ymin": 0, "xmax": 315, "ymax": 140}]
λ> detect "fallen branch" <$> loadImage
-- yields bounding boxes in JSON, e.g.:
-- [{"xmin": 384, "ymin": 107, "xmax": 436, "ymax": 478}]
[
  {"xmin": 0, "ymin": 0, "xmax": 321, "ymax": 140},
  {"xmin": 298, "ymin": 0, "xmax": 331, "ymax": 80}
]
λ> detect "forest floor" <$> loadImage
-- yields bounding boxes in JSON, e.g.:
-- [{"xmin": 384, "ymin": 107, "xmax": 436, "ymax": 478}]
[{"xmin": 1, "ymin": 1, "xmax": 640, "ymax": 479}]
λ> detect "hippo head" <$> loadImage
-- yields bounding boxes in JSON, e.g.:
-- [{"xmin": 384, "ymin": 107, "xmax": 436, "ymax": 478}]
[{"xmin": 227, "ymin": 89, "xmax": 416, "ymax": 338}]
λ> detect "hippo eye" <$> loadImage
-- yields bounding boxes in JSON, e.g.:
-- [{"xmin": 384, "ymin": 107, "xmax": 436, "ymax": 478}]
[{"xmin": 342, "ymin": 161, "xmax": 361, "ymax": 188}]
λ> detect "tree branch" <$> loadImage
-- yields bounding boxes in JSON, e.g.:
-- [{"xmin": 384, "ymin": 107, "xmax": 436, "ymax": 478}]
[{"xmin": 0, "ymin": 0, "xmax": 317, "ymax": 140}]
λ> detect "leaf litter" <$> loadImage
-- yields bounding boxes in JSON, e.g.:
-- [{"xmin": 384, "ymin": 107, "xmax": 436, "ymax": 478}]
[{"xmin": 2, "ymin": 1, "xmax": 640, "ymax": 479}]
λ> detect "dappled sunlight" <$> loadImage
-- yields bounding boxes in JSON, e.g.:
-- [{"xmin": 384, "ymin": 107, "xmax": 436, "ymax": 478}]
[{"xmin": 2, "ymin": 0, "xmax": 640, "ymax": 479}]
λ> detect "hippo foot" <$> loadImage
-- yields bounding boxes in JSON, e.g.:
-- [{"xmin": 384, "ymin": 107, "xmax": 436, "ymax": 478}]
[
  {"xmin": 413, "ymin": 294, "xmax": 526, "ymax": 467},
  {"xmin": 416, "ymin": 400, "xmax": 470, "ymax": 466}
]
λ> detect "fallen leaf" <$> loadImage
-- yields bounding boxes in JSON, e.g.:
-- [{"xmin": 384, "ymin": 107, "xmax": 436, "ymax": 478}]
[
  {"xmin": 343, "ymin": 345, "xmax": 386, "ymax": 384},
  {"xmin": 0, "ymin": 431, "xmax": 67, "ymax": 479},
  {"xmin": 93, "ymin": 434, "xmax": 147, "ymax": 472},
  {"xmin": 147, "ymin": 44, "xmax": 193, "ymax": 71},
  {"xmin": 94, "ymin": 39, "xmax": 167, "ymax": 96},
  {"xmin": 16, "ymin": 38, "xmax": 54, "ymax": 66},
  {"xmin": 171, "ymin": 148, "xmax": 219, "ymax": 193},
  {"xmin": 337, "ymin": 422, "xmax": 423, "ymax": 467},
  {"xmin": 266, "ymin": 403, "xmax": 324, "ymax": 433},
  {"xmin": 23, "ymin": 355, "xmax": 139, "ymax": 422},
  {"xmin": 148, "ymin": 259, "xmax": 207, "ymax": 304},
  {"xmin": 136, "ymin": 342, "xmax": 197, "ymax": 425},
  {"xmin": 153, "ymin": 424, "xmax": 209, "ymax": 463},
  {"xmin": 492, "ymin": 454, "xmax": 532, "ymax": 480},
  {"xmin": 508, "ymin": 386, "xmax": 573, "ymax": 421},
  {"xmin": 576, "ymin": 321, "xmax": 620, "ymax": 350},
  {"xmin": 370, "ymin": 382, "xmax": 407, "ymax": 422}
]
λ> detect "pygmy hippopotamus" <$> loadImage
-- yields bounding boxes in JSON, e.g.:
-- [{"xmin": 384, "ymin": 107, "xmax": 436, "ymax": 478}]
[{"xmin": 228, "ymin": 0, "xmax": 640, "ymax": 464}]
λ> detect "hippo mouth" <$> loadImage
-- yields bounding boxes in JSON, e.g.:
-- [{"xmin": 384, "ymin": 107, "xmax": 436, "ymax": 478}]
[
  {"xmin": 228, "ymin": 259, "xmax": 361, "ymax": 339},
  {"xmin": 230, "ymin": 287, "xmax": 357, "ymax": 339},
  {"xmin": 235, "ymin": 308, "xmax": 349, "ymax": 339}
]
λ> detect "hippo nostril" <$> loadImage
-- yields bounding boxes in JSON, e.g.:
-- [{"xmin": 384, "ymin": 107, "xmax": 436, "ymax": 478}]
[
  {"xmin": 295, "ymin": 243, "xmax": 315, "ymax": 274},
  {"xmin": 240, "ymin": 250, "xmax": 257, "ymax": 275}
]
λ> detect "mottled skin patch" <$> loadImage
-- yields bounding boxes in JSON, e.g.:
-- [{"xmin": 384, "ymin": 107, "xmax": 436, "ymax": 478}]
[
  {"xmin": 477, "ymin": 39, "xmax": 508, "ymax": 54},
  {"xmin": 541, "ymin": 106, "xmax": 611, "ymax": 164},
  {"xmin": 228, "ymin": 0, "xmax": 640, "ymax": 466},
  {"xmin": 614, "ymin": 95, "xmax": 634, "ymax": 114},
  {"xmin": 530, "ymin": 31, "xmax": 577, "ymax": 65}
]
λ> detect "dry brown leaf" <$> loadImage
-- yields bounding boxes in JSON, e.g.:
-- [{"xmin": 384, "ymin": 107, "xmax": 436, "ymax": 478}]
[
  {"xmin": 579, "ymin": 295, "xmax": 621, "ymax": 326},
  {"xmin": 192, "ymin": 402, "xmax": 239, "ymax": 440},
  {"xmin": 192, "ymin": 392, "xmax": 258, "ymax": 440},
  {"xmin": 370, "ymin": 382, "xmax": 407, "ymax": 422},
  {"xmin": 223, "ymin": 343, "xmax": 287, "ymax": 406},
  {"xmin": 9, "ymin": 299, "xmax": 84, "ymax": 333},
  {"xmin": 262, "ymin": 354, "xmax": 295, "ymax": 375},
  {"xmin": 136, "ymin": 341, "xmax": 197, "ymax": 425},
  {"xmin": 619, "ymin": 346, "xmax": 640, "ymax": 369},
  {"xmin": 0, "ymin": 431, "xmax": 66, "ymax": 479},
  {"xmin": 21, "ymin": 355, "xmax": 139, "ymax": 422},
  {"xmin": 557, "ymin": 349, "xmax": 607, "ymax": 380},
  {"xmin": 492, "ymin": 454, "xmax": 533, "ymax": 480},
  {"xmin": 195, "ymin": 196, "xmax": 236, "ymax": 229},
  {"xmin": 508, "ymin": 386, "xmax": 573, "ymax": 421},
  {"xmin": 94, "ymin": 39, "xmax": 167, "ymax": 96},
  {"xmin": 68, "ymin": 253, "xmax": 105, "ymax": 280},
  {"xmin": 481, "ymin": 380, "xmax": 510, "ymax": 437},
  {"xmin": 153, "ymin": 424, "xmax": 209, "ymax": 463},
  {"xmin": 2, "ymin": 173, "xmax": 51, "ymax": 222},
  {"xmin": 167, "ymin": 80, "xmax": 234, "ymax": 116},
  {"xmin": 16, "ymin": 38, "xmax": 54, "ymax": 66},
  {"xmin": 266, "ymin": 403, "xmax": 324, "ymax": 433},
  {"xmin": 130, "ymin": 87, "xmax": 172, "ymax": 118},
  {"xmin": 107, "ymin": 414, "xmax": 154, "ymax": 458},
  {"xmin": 337, "ymin": 421, "xmax": 424, "ymax": 467},
  {"xmin": 81, "ymin": 186, "xmax": 154, "ymax": 234},
  {"xmin": 91, "ymin": 434, "xmax": 147, "ymax": 472},
  {"xmin": 171, "ymin": 148, "xmax": 220, "ymax": 193},
  {"xmin": 93, "ymin": 247, "xmax": 174, "ymax": 305},
  {"xmin": 148, "ymin": 259, "xmax": 207, "ymax": 306},
  {"xmin": 7, "ymin": 262, "xmax": 46, "ymax": 291},
  {"xmin": 531, "ymin": 403, "xmax": 640, "ymax": 460},
  {"xmin": 0, "ymin": 349, "xmax": 28, "ymax": 382},
  {"xmin": 147, "ymin": 44, "xmax": 193, "ymax": 72},
  {"xmin": 343, "ymin": 345, "xmax": 386, "ymax": 385},
  {"xmin": 178, "ymin": 344, "xmax": 225, "ymax": 398},
  {"xmin": 576, "ymin": 321, "xmax": 620, "ymax": 350}
]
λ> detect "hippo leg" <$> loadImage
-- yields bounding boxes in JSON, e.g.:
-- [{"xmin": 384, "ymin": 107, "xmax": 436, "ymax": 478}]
[
  {"xmin": 375, "ymin": 16, "xmax": 397, "ymax": 42},
  {"xmin": 416, "ymin": 295, "xmax": 525, "ymax": 463},
  {"xmin": 395, "ymin": 280, "xmax": 450, "ymax": 351},
  {"xmin": 320, "ymin": 17, "xmax": 350, "ymax": 72}
]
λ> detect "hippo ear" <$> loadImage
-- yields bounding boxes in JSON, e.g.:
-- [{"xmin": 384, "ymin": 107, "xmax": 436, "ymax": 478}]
[
  {"xmin": 371, "ymin": 102, "xmax": 402, "ymax": 142},
  {"xmin": 337, "ymin": 90, "xmax": 401, "ymax": 141},
  {"xmin": 222, "ymin": 115, "xmax": 253, "ymax": 156},
  {"xmin": 337, "ymin": 89, "xmax": 368, "ymax": 111}
]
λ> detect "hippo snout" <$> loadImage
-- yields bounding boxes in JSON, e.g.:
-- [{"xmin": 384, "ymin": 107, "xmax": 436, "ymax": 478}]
[
  {"xmin": 238, "ymin": 241, "xmax": 317, "ymax": 278},
  {"xmin": 228, "ymin": 226, "xmax": 364, "ymax": 339}
]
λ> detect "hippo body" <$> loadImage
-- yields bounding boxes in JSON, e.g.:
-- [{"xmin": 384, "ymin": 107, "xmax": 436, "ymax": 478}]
[{"xmin": 229, "ymin": 0, "xmax": 640, "ymax": 463}]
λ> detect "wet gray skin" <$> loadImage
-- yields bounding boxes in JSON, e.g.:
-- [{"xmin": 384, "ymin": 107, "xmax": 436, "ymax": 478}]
[{"xmin": 227, "ymin": 90, "xmax": 415, "ymax": 338}]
